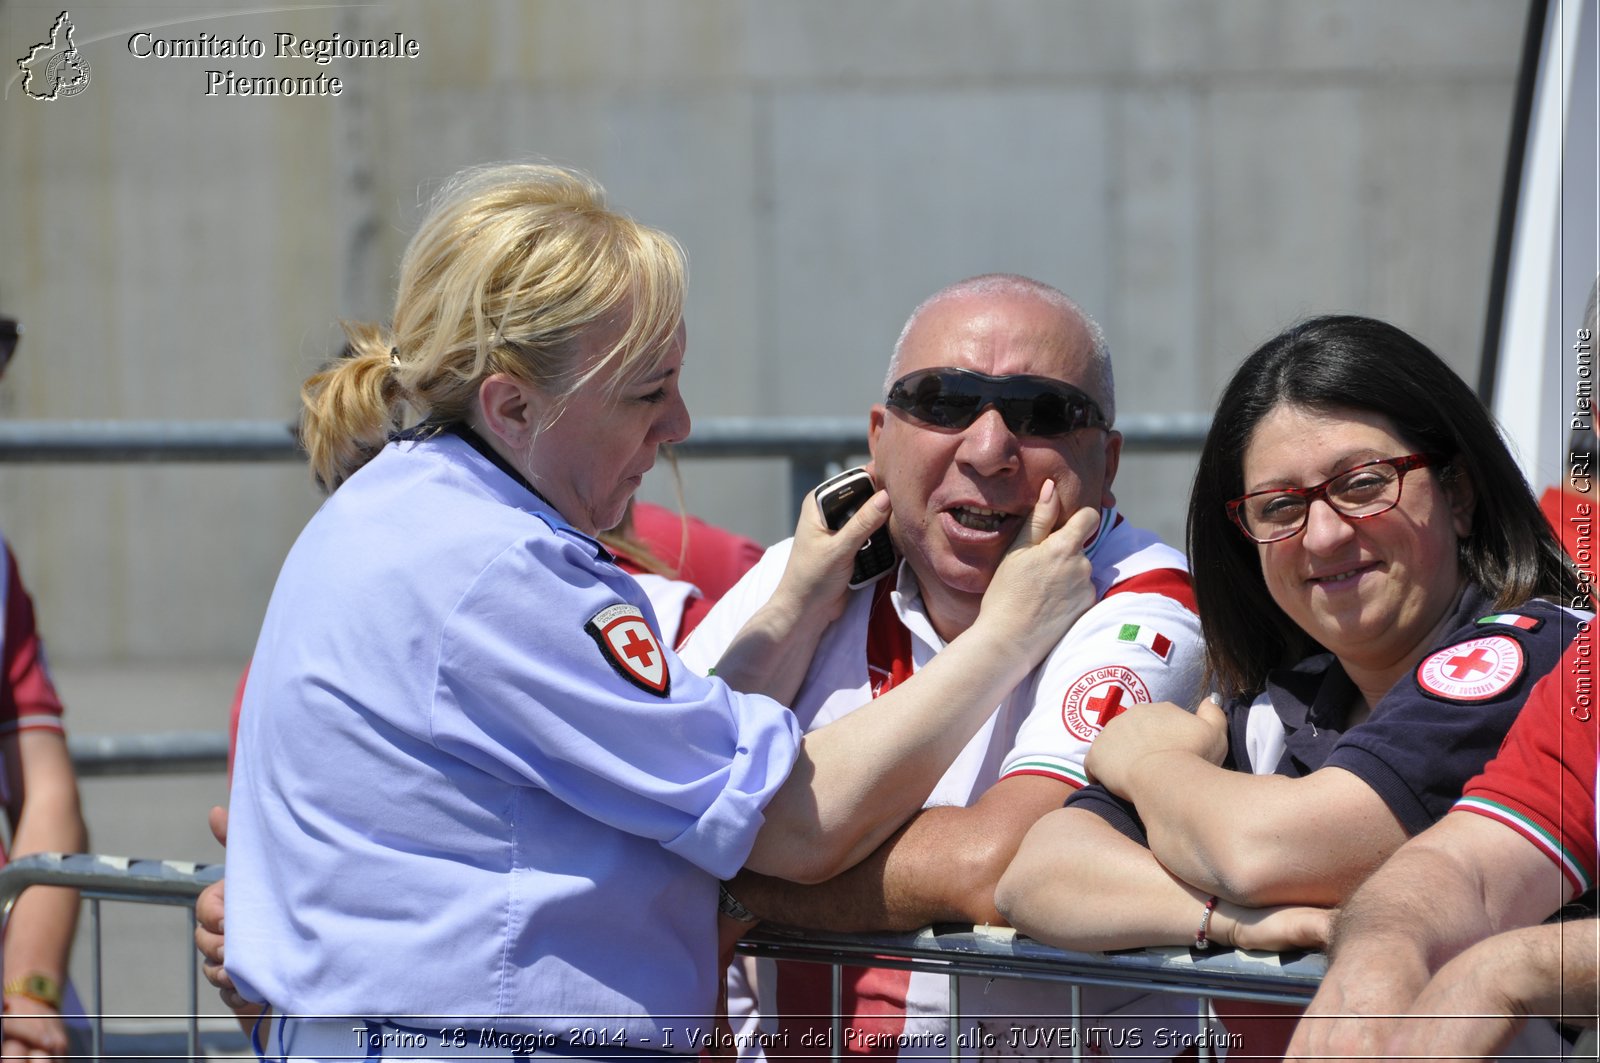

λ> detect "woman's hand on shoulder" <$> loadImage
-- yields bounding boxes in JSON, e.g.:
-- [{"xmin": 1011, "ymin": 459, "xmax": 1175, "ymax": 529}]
[
  {"xmin": 975, "ymin": 482, "xmax": 1100, "ymax": 658},
  {"xmin": 1084, "ymin": 697, "xmax": 1229, "ymax": 799}
]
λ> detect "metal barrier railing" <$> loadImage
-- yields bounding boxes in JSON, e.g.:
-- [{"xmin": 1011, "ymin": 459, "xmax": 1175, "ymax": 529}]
[
  {"xmin": 68, "ymin": 730, "xmax": 231, "ymax": 777},
  {"xmin": 0, "ymin": 852, "xmax": 223, "ymax": 1060},
  {"xmin": 0, "ymin": 414, "xmax": 1212, "ymax": 524},
  {"xmin": 0, "ymin": 852, "xmax": 1322, "ymax": 1063},
  {"xmin": 0, "ymin": 415, "xmax": 1212, "ymax": 462},
  {"xmin": 743, "ymin": 924, "xmax": 1324, "ymax": 1005},
  {"xmin": 738, "ymin": 925, "xmax": 1322, "ymax": 1063}
]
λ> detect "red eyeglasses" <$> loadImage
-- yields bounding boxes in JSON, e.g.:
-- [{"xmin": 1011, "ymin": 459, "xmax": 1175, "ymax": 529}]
[{"xmin": 1226, "ymin": 454, "xmax": 1437, "ymax": 544}]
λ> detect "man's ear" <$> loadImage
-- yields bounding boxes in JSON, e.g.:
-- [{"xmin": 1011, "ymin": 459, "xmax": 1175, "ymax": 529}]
[
  {"xmin": 476, "ymin": 373, "xmax": 548, "ymax": 450},
  {"xmin": 867, "ymin": 404, "xmax": 887, "ymax": 463},
  {"xmin": 1100, "ymin": 429, "xmax": 1123, "ymax": 509}
]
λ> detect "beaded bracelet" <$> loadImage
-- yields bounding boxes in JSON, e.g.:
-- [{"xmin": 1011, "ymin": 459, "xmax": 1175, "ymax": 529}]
[{"xmin": 1194, "ymin": 895, "xmax": 1219, "ymax": 951}]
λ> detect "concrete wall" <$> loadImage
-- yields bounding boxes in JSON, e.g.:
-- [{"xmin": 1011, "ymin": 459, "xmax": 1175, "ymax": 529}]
[
  {"xmin": 0, "ymin": 0, "xmax": 1536, "ymax": 1017},
  {"xmin": 1, "ymin": 0, "xmax": 1527, "ymax": 666}
]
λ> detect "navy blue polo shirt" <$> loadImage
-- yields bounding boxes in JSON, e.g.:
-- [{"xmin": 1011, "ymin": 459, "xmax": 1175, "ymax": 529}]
[{"xmin": 1069, "ymin": 584, "xmax": 1586, "ymax": 842}]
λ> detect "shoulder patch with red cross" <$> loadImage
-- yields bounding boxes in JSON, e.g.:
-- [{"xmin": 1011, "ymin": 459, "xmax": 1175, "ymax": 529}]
[
  {"xmin": 1415, "ymin": 634, "xmax": 1525, "ymax": 703},
  {"xmin": 586, "ymin": 603, "xmax": 670, "ymax": 696},
  {"xmin": 1061, "ymin": 665, "xmax": 1151, "ymax": 742}
]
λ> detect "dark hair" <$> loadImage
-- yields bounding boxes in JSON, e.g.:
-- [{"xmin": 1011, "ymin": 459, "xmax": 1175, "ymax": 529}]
[{"xmin": 1188, "ymin": 314, "xmax": 1582, "ymax": 697}]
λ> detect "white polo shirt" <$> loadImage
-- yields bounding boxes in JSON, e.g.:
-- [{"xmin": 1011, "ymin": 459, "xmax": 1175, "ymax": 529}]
[{"xmin": 680, "ymin": 511, "xmax": 1205, "ymax": 1060}]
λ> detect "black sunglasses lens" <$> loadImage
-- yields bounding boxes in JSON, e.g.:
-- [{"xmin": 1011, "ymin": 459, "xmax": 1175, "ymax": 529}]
[
  {"xmin": 897, "ymin": 374, "xmax": 978, "ymax": 428},
  {"xmin": 1013, "ymin": 392, "xmax": 1069, "ymax": 435}
]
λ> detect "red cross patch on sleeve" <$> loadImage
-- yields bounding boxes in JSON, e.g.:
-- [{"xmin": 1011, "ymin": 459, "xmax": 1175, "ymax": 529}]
[
  {"xmin": 1061, "ymin": 665, "xmax": 1151, "ymax": 742},
  {"xmin": 586, "ymin": 603, "xmax": 670, "ymax": 696},
  {"xmin": 1416, "ymin": 635, "xmax": 1525, "ymax": 703}
]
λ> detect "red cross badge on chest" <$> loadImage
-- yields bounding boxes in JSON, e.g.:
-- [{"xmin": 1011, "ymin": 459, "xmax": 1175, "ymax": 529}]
[
  {"xmin": 586, "ymin": 603, "xmax": 671, "ymax": 696},
  {"xmin": 1061, "ymin": 665, "xmax": 1152, "ymax": 742},
  {"xmin": 1416, "ymin": 634, "xmax": 1525, "ymax": 703}
]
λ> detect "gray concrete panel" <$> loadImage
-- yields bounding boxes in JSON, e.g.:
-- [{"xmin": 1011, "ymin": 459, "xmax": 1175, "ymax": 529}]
[
  {"xmin": 401, "ymin": 0, "xmax": 748, "ymax": 90},
  {"xmin": 1359, "ymin": 79, "xmax": 1517, "ymax": 380},
  {"xmin": 748, "ymin": 0, "xmax": 1133, "ymax": 83},
  {"xmin": 1203, "ymin": 84, "xmax": 1368, "ymax": 394},
  {"xmin": 1109, "ymin": 88, "xmax": 1205, "ymax": 410},
  {"xmin": 746, "ymin": 0, "xmax": 1524, "ymax": 82},
  {"xmin": 1189, "ymin": 0, "xmax": 1523, "ymax": 76},
  {"xmin": 768, "ymin": 88, "xmax": 1112, "ymax": 414}
]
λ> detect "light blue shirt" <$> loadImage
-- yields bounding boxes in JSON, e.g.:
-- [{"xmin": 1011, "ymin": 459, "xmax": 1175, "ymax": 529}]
[{"xmin": 226, "ymin": 430, "xmax": 800, "ymax": 1047}]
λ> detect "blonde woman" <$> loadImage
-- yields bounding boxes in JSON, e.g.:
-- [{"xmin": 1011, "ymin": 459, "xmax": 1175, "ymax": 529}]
[{"xmin": 223, "ymin": 164, "xmax": 1098, "ymax": 1059}]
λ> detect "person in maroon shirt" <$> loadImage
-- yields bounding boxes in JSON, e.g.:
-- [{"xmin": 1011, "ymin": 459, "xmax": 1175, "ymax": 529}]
[{"xmin": 0, "ymin": 316, "xmax": 89, "ymax": 1061}]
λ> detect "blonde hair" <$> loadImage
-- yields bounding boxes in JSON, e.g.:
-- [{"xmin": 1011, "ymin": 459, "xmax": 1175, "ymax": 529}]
[{"xmin": 300, "ymin": 163, "xmax": 687, "ymax": 491}]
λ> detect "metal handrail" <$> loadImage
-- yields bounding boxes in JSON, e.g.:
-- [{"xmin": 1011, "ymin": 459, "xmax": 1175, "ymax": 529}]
[
  {"xmin": 0, "ymin": 415, "xmax": 1210, "ymax": 462},
  {"xmin": 0, "ymin": 852, "xmax": 1320, "ymax": 1063},
  {"xmin": 0, "ymin": 414, "xmax": 1211, "ymax": 518},
  {"xmin": 742, "ymin": 924, "xmax": 1324, "ymax": 1006},
  {"xmin": 0, "ymin": 418, "xmax": 865, "ymax": 463},
  {"xmin": 0, "ymin": 853, "xmax": 224, "ymax": 1061},
  {"xmin": 68, "ymin": 730, "xmax": 231, "ymax": 777}
]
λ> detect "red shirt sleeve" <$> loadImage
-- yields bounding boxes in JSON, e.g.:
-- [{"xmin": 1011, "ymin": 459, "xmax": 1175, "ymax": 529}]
[
  {"xmin": 0, "ymin": 545, "xmax": 65, "ymax": 737},
  {"xmin": 628, "ymin": 503, "xmax": 765, "ymax": 604},
  {"xmin": 1541, "ymin": 485, "xmax": 1597, "ymax": 593},
  {"xmin": 1454, "ymin": 638, "xmax": 1599, "ymax": 896}
]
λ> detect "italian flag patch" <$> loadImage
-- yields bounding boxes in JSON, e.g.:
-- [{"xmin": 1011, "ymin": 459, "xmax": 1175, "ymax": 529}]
[
  {"xmin": 1117, "ymin": 624, "xmax": 1172, "ymax": 662},
  {"xmin": 1475, "ymin": 613, "xmax": 1542, "ymax": 632}
]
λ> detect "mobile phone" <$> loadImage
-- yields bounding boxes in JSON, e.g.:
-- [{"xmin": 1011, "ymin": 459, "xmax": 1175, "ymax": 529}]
[{"xmin": 813, "ymin": 466, "xmax": 897, "ymax": 589}]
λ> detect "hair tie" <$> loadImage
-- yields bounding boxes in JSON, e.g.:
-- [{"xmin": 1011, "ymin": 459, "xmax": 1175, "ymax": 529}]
[{"xmin": 389, "ymin": 347, "xmax": 401, "ymax": 371}]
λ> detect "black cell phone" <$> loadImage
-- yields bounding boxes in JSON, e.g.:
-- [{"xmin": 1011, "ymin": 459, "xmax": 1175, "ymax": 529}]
[{"xmin": 813, "ymin": 466, "xmax": 897, "ymax": 589}]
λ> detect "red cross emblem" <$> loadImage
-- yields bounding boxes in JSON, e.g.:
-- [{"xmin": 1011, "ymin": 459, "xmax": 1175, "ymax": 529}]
[
  {"xmin": 1062, "ymin": 666, "xmax": 1151, "ymax": 742},
  {"xmin": 1084, "ymin": 685, "xmax": 1129, "ymax": 728},
  {"xmin": 1417, "ymin": 635, "xmax": 1525, "ymax": 703},
  {"xmin": 1442, "ymin": 648, "xmax": 1494, "ymax": 680},
  {"xmin": 586, "ymin": 603, "xmax": 670, "ymax": 696},
  {"xmin": 620, "ymin": 629, "xmax": 657, "ymax": 669}
]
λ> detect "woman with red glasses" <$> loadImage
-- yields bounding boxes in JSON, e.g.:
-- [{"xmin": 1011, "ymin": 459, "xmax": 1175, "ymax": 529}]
[{"xmin": 996, "ymin": 315, "xmax": 1586, "ymax": 1056}]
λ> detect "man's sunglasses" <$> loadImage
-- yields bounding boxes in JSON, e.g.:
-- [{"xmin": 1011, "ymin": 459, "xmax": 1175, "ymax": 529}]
[{"xmin": 885, "ymin": 367, "xmax": 1108, "ymax": 438}]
